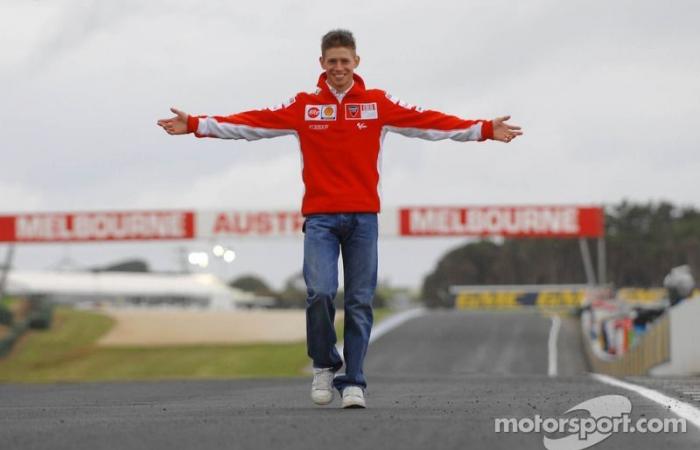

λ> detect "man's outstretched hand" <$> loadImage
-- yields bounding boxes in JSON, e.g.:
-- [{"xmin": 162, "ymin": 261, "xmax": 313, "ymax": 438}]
[
  {"xmin": 157, "ymin": 108, "xmax": 190, "ymax": 135},
  {"xmin": 492, "ymin": 116, "xmax": 523, "ymax": 143}
]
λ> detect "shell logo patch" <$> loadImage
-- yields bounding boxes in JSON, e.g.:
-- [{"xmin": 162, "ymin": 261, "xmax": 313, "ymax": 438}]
[
  {"xmin": 305, "ymin": 104, "xmax": 336, "ymax": 121},
  {"xmin": 345, "ymin": 103, "xmax": 378, "ymax": 120}
]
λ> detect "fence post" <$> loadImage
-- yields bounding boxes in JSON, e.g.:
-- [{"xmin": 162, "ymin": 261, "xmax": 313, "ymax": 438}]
[
  {"xmin": 0, "ymin": 244, "xmax": 15, "ymax": 300},
  {"xmin": 578, "ymin": 238, "xmax": 597, "ymax": 286}
]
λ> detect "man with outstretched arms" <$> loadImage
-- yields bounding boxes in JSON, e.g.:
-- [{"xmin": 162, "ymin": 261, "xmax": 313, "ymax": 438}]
[{"xmin": 157, "ymin": 29, "xmax": 522, "ymax": 409}]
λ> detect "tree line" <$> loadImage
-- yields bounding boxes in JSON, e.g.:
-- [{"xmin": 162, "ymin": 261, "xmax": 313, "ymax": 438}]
[
  {"xmin": 229, "ymin": 272, "xmax": 392, "ymax": 309},
  {"xmin": 420, "ymin": 201, "xmax": 700, "ymax": 307}
]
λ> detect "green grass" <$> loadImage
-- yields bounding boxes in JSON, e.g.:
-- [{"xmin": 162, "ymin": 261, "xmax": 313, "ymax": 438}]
[
  {"xmin": 0, "ymin": 306, "xmax": 394, "ymax": 383},
  {"xmin": 0, "ymin": 307, "xmax": 115, "ymax": 382}
]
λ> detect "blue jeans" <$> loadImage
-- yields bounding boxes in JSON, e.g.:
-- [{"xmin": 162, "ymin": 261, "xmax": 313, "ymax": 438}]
[{"xmin": 303, "ymin": 213, "xmax": 378, "ymax": 392}]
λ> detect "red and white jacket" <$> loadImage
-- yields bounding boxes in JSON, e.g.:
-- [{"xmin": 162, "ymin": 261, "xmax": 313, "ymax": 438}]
[{"xmin": 187, "ymin": 73, "xmax": 494, "ymax": 216}]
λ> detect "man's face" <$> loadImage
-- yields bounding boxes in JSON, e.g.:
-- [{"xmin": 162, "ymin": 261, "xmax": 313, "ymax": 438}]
[{"xmin": 319, "ymin": 47, "xmax": 360, "ymax": 92}]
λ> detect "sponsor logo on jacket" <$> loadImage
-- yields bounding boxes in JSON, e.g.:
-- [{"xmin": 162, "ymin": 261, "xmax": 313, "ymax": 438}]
[
  {"xmin": 345, "ymin": 103, "xmax": 378, "ymax": 120},
  {"xmin": 305, "ymin": 104, "xmax": 336, "ymax": 121}
]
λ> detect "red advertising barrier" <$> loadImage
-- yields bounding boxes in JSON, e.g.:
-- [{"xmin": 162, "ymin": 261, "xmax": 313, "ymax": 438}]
[
  {"xmin": 0, "ymin": 205, "xmax": 605, "ymax": 242},
  {"xmin": 398, "ymin": 206, "xmax": 604, "ymax": 238},
  {"xmin": 201, "ymin": 210, "xmax": 305, "ymax": 238},
  {"xmin": 0, "ymin": 211, "xmax": 195, "ymax": 243}
]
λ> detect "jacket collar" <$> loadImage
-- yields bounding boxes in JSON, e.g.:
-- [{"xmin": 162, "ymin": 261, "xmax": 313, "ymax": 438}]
[{"xmin": 316, "ymin": 72, "xmax": 366, "ymax": 100}]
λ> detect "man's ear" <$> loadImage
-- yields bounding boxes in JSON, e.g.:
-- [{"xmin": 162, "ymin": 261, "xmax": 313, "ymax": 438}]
[
  {"xmin": 354, "ymin": 54, "xmax": 361, "ymax": 68},
  {"xmin": 319, "ymin": 55, "xmax": 325, "ymax": 69}
]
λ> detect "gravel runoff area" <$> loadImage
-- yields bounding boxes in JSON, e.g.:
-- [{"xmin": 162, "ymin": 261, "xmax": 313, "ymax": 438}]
[
  {"xmin": 97, "ymin": 308, "xmax": 330, "ymax": 346},
  {"xmin": 1, "ymin": 309, "xmax": 699, "ymax": 449}
]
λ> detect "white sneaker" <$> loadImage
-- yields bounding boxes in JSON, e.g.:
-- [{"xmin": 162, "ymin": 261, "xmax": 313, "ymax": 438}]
[
  {"xmin": 311, "ymin": 368, "xmax": 335, "ymax": 405},
  {"xmin": 341, "ymin": 386, "xmax": 366, "ymax": 409}
]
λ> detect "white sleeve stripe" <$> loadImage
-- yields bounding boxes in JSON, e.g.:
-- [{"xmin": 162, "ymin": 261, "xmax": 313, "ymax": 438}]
[
  {"xmin": 384, "ymin": 124, "xmax": 482, "ymax": 141},
  {"xmin": 198, "ymin": 118, "xmax": 295, "ymax": 141},
  {"xmin": 376, "ymin": 127, "xmax": 388, "ymax": 206}
]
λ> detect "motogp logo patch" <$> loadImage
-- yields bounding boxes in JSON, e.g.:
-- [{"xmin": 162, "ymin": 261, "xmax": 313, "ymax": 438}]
[
  {"xmin": 305, "ymin": 104, "xmax": 336, "ymax": 121},
  {"xmin": 345, "ymin": 103, "xmax": 378, "ymax": 120}
]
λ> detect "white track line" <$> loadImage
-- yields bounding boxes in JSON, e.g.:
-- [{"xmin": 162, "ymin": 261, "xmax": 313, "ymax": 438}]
[
  {"xmin": 547, "ymin": 315, "xmax": 561, "ymax": 377},
  {"xmin": 592, "ymin": 373, "xmax": 700, "ymax": 430},
  {"xmin": 369, "ymin": 307, "xmax": 427, "ymax": 344}
]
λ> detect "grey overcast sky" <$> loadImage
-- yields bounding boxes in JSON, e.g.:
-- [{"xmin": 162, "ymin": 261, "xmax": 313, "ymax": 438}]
[{"xmin": 2, "ymin": 0, "xmax": 699, "ymax": 289}]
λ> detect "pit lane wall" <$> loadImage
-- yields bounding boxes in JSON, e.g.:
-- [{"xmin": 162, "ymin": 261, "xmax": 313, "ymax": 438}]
[
  {"xmin": 582, "ymin": 308, "xmax": 670, "ymax": 377},
  {"xmin": 583, "ymin": 295, "xmax": 700, "ymax": 377},
  {"xmin": 649, "ymin": 297, "xmax": 700, "ymax": 376}
]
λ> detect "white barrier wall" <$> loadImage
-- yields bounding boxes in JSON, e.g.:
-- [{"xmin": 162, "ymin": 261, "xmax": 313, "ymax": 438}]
[{"xmin": 650, "ymin": 297, "xmax": 700, "ymax": 376}]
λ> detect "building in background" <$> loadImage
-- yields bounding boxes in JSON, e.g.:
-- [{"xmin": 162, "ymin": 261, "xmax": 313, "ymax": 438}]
[{"xmin": 5, "ymin": 271, "xmax": 275, "ymax": 309}]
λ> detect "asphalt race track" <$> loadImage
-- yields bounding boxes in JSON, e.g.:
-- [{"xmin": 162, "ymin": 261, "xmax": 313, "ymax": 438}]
[{"xmin": 1, "ymin": 310, "xmax": 699, "ymax": 449}]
